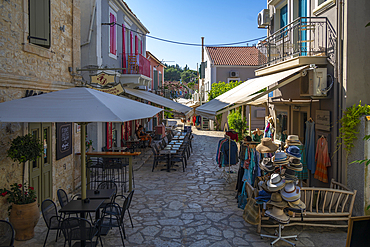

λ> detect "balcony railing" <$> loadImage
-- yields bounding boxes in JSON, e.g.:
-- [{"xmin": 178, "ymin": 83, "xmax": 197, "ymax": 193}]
[
  {"xmin": 122, "ymin": 53, "xmax": 150, "ymax": 78},
  {"xmin": 257, "ymin": 17, "xmax": 336, "ymax": 67}
]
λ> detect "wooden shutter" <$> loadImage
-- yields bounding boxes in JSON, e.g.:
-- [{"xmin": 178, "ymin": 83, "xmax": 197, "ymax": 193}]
[
  {"xmin": 130, "ymin": 32, "xmax": 133, "ymax": 55},
  {"xmin": 153, "ymin": 70, "xmax": 158, "ymax": 90},
  {"xmin": 135, "ymin": 36, "xmax": 138, "ymax": 55},
  {"xmin": 109, "ymin": 13, "xmax": 116, "ymax": 55},
  {"xmin": 29, "ymin": 0, "xmax": 50, "ymax": 48},
  {"xmin": 141, "ymin": 40, "xmax": 143, "ymax": 55},
  {"xmin": 122, "ymin": 24, "xmax": 126, "ymax": 73}
]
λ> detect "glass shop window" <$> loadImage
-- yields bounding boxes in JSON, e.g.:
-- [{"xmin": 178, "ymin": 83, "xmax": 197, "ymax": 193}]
[{"xmin": 276, "ymin": 112, "xmax": 288, "ymax": 142}]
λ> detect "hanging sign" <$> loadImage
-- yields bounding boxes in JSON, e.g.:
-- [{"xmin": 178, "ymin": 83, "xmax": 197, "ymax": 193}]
[
  {"xmin": 56, "ymin": 122, "xmax": 72, "ymax": 160},
  {"xmin": 91, "ymin": 72, "xmax": 115, "ymax": 86},
  {"xmin": 316, "ymin": 110, "xmax": 331, "ymax": 131},
  {"xmin": 87, "ymin": 84, "xmax": 124, "ymax": 95}
]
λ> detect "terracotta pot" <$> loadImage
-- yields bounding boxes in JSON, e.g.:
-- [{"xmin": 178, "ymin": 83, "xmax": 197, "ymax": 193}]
[{"xmin": 9, "ymin": 200, "xmax": 40, "ymax": 241}]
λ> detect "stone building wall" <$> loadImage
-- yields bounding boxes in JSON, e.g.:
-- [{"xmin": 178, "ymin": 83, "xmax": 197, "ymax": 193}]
[{"xmin": 0, "ymin": 0, "xmax": 81, "ymax": 220}]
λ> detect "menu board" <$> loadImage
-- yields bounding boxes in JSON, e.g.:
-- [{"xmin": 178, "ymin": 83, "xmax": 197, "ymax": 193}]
[
  {"xmin": 346, "ymin": 216, "xmax": 370, "ymax": 247},
  {"xmin": 56, "ymin": 123, "xmax": 72, "ymax": 160}
]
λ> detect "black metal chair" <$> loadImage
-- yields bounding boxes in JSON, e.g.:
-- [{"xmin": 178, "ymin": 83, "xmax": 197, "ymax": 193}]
[
  {"xmin": 0, "ymin": 220, "xmax": 14, "ymax": 247},
  {"xmin": 61, "ymin": 217, "xmax": 103, "ymax": 247},
  {"xmin": 97, "ymin": 181, "xmax": 118, "ymax": 209},
  {"xmin": 111, "ymin": 190, "xmax": 135, "ymax": 229},
  {"xmin": 151, "ymin": 145, "xmax": 168, "ymax": 172},
  {"xmin": 170, "ymin": 147, "xmax": 188, "ymax": 172},
  {"xmin": 41, "ymin": 199, "xmax": 63, "ymax": 247}
]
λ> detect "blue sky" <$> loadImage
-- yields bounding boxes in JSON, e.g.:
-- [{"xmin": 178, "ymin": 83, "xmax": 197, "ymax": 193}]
[{"xmin": 125, "ymin": 0, "xmax": 267, "ymax": 70}]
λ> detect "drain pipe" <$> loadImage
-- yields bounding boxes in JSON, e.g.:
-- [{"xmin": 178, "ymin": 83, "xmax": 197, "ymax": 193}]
[
  {"xmin": 337, "ymin": 0, "xmax": 344, "ymax": 184},
  {"xmin": 81, "ymin": 1, "xmax": 96, "ymax": 46}
]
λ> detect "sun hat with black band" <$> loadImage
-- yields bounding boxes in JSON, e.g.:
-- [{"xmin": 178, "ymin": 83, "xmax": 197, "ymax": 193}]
[
  {"xmin": 266, "ymin": 173, "xmax": 285, "ymax": 192},
  {"xmin": 267, "ymin": 192, "xmax": 288, "ymax": 208},
  {"xmin": 287, "ymin": 157, "xmax": 303, "ymax": 171},
  {"xmin": 264, "ymin": 206, "xmax": 290, "ymax": 223},
  {"xmin": 256, "ymin": 138, "xmax": 278, "ymax": 153},
  {"xmin": 285, "ymin": 145, "xmax": 301, "ymax": 159},
  {"xmin": 259, "ymin": 157, "xmax": 275, "ymax": 172},
  {"xmin": 280, "ymin": 182, "xmax": 301, "ymax": 202},
  {"xmin": 287, "ymin": 199, "xmax": 306, "ymax": 210},
  {"xmin": 283, "ymin": 168, "xmax": 298, "ymax": 182},
  {"xmin": 272, "ymin": 151, "xmax": 289, "ymax": 166},
  {"xmin": 286, "ymin": 135, "xmax": 302, "ymax": 146}
]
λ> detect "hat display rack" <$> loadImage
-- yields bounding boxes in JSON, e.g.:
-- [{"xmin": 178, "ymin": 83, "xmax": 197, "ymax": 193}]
[{"xmin": 256, "ymin": 136, "xmax": 306, "ymax": 246}]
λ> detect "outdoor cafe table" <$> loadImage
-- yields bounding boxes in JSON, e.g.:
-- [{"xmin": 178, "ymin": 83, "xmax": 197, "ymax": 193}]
[
  {"xmin": 85, "ymin": 189, "xmax": 115, "ymax": 200},
  {"xmin": 79, "ymin": 151, "xmax": 141, "ymax": 192},
  {"xmin": 59, "ymin": 199, "xmax": 105, "ymax": 247},
  {"xmin": 160, "ymin": 149, "xmax": 178, "ymax": 172}
]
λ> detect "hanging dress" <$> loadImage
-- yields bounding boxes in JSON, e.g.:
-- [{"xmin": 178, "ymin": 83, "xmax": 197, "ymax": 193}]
[
  {"xmin": 305, "ymin": 120, "xmax": 316, "ymax": 174},
  {"xmin": 314, "ymin": 136, "xmax": 331, "ymax": 183}
]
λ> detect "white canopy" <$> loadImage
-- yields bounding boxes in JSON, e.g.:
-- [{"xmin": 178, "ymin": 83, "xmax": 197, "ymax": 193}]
[
  {"xmin": 0, "ymin": 87, "xmax": 163, "ymax": 122},
  {"xmin": 0, "ymin": 87, "xmax": 163, "ymax": 200},
  {"xmin": 124, "ymin": 88, "xmax": 192, "ymax": 115},
  {"xmin": 196, "ymin": 66, "xmax": 308, "ymax": 119}
]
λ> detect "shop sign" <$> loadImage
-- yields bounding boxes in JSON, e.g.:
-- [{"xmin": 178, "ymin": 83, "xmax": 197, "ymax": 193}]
[
  {"xmin": 87, "ymin": 84, "xmax": 124, "ymax": 95},
  {"xmin": 56, "ymin": 122, "xmax": 72, "ymax": 160},
  {"xmin": 91, "ymin": 72, "xmax": 115, "ymax": 86},
  {"xmin": 316, "ymin": 110, "xmax": 330, "ymax": 131}
]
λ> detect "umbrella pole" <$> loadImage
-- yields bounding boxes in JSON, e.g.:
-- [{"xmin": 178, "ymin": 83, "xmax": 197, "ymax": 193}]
[{"xmin": 80, "ymin": 123, "xmax": 87, "ymax": 200}]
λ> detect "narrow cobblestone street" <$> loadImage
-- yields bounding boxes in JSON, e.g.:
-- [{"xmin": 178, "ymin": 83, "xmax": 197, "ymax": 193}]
[{"xmin": 16, "ymin": 127, "xmax": 347, "ymax": 247}]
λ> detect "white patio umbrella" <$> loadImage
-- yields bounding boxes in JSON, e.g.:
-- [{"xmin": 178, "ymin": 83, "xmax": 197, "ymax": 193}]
[{"xmin": 0, "ymin": 87, "xmax": 163, "ymax": 199}]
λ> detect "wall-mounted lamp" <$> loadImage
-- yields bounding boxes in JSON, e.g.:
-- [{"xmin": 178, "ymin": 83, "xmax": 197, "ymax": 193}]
[{"xmin": 60, "ymin": 25, "xmax": 65, "ymax": 32}]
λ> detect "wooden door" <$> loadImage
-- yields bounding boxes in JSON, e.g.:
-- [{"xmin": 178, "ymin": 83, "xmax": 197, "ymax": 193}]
[{"xmin": 29, "ymin": 123, "xmax": 52, "ymax": 205}]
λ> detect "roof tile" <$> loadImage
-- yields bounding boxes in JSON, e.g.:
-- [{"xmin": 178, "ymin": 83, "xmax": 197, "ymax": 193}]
[{"xmin": 206, "ymin": 46, "xmax": 260, "ymax": 66}]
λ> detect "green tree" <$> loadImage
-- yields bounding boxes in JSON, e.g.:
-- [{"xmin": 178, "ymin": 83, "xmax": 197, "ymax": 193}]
[
  {"xmin": 227, "ymin": 109, "xmax": 247, "ymax": 141},
  {"xmin": 208, "ymin": 81, "xmax": 242, "ymax": 101}
]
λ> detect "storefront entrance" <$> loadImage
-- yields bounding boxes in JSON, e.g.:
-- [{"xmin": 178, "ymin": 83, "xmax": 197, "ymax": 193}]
[{"xmin": 29, "ymin": 123, "xmax": 52, "ymax": 205}]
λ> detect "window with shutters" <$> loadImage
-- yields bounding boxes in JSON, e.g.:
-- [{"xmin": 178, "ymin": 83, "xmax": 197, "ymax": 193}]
[
  {"xmin": 153, "ymin": 70, "xmax": 158, "ymax": 90},
  {"xmin": 109, "ymin": 8, "xmax": 117, "ymax": 59},
  {"xmin": 28, "ymin": 0, "xmax": 50, "ymax": 48}
]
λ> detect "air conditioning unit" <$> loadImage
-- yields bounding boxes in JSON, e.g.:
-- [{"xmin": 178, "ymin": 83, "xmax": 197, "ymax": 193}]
[
  {"xmin": 229, "ymin": 71, "xmax": 239, "ymax": 78},
  {"xmin": 258, "ymin": 9, "xmax": 270, "ymax": 28},
  {"xmin": 300, "ymin": 68, "xmax": 328, "ymax": 97}
]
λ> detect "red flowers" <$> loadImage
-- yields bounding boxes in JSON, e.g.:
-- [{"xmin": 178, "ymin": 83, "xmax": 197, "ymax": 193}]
[
  {"xmin": 18, "ymin": 184, "xmax": 22, "ymax": 188},
  {"xmin": 1, "ymin": 192, "xmax": 7, "ymax": 196},
  {"xmin": 29, "ymin": 187, "xmax": 34, "ymax": 191}
]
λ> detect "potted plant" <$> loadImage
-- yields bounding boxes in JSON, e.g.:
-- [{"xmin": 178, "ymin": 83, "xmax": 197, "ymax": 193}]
[
  {"xmin": 0, "ymin": 133, "xmax": 43, "ymax": 240},
  {"xmin": 86, "ymin": 134, "xmax": 94, "ymax": 152}
]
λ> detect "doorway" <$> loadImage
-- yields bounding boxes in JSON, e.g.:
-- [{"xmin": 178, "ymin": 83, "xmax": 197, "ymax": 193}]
[
  {"xmin": 29, "ymin": 123, "xmax": 52, "ymax": 205},
  {"xmin": 291, "ymin": 106, "xmax": 309, "ymax": 144}
]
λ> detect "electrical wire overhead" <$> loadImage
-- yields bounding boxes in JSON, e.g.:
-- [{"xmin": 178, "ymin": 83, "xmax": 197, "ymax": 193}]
[{"xmin": 103, "ymin": 22, "xmax": 266, "ymax": 47}]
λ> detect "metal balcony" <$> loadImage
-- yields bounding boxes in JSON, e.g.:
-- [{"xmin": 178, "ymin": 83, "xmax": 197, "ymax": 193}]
[
  {"xmin": 121, "ymin": 53, "xmax": 150, "ymax": 78},
  {"xmin": 257, "ymin": 17, "xmax": 336, "ymax": 67}
]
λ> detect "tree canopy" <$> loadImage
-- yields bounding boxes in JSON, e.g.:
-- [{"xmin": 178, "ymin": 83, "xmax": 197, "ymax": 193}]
[
  {"xmin": 164, "ymin": 64, "xmax": 198, "ymax": 84},
  {"xmin": 207, "ymin": 81, "xmax": 242, "ymax": 101}
]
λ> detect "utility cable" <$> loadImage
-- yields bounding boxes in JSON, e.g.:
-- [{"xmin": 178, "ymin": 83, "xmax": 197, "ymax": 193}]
[{"xmin": 102, "ymin": 22, "xmax": 266, "ymax": 47}]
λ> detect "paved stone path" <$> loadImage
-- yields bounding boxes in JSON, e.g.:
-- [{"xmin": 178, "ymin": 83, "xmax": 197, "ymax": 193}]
[{"xmin": 15, "ymin": 127, "xmax": 347, "ymax": 247}]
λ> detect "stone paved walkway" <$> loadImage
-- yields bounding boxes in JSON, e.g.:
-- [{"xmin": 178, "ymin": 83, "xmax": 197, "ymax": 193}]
[{"xmin": 15, "ymin": 126, "xmax": 347, "ymax": 247}]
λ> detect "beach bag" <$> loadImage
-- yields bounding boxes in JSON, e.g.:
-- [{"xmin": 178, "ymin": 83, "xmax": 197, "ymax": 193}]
[
  {"xmin": 238, "ymin": 181, "xmax": 248, "ymax": 209},
  {"xmin": 243, "ymin": 197, "xmax": 260, "ymax": 225}
]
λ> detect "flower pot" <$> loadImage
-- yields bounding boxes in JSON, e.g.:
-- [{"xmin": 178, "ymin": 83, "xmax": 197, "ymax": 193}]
[{"xmin": 9, "ymin": 200, "xmax": 40, "ymax": 241}]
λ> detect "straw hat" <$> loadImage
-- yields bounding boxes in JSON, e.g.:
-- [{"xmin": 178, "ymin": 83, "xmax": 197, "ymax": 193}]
[
  {"xmin": 283, "ymin": 168, "xmax": 298, "ymax": 182},
  {"xmin": 243, "ymin": 135, "xmax": 259, "ymax": 144},
  {"xmin": 267, "ymin": 193, "xmax": 288, "ymax": 208},
  {"xmin": 287, "ymin": 199, "xmax": 306, "ymax": 210},
  {"xmin": 286, "ymin": 135, "xmax": 302, "ymax": 145},
  {"xmin": 280, "ymin": 182, "xmax": 301, "ymax": 202},
  {"xmin": 256, "ymin": 138, "xmax": 278, "ymax": 153},
  {"xmin": 285, "ymin": 145, "xmax": 301, "ymax": 159},
  {"xmin": 264, "ymin": 206, "xmax": 290, "ymax": 223},
  {"xmin": 287, "ymin": 157, "xmax": 303, "ymax": 171},
  {"xmin": 272, "ymin": 151, "xmax": 289, "ymax": 166},
  {"xmin": 266, "ymin": 173, "xmax": 285, "ymax": 192},
  {"xmin": 259, "ymin": 158, "xmax": 275, "ymax": 172},
  {"xmin": 261, "ymin": 181, "xmax": 273, "ymax": 193}
]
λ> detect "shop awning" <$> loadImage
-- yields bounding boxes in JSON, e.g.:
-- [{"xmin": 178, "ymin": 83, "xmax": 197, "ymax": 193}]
[
  {"xmin": 196, "ymin": 66, "xmax": 309, "ymax": 119},
  {"xmin": 124, "ymin": 88, "xmax": 192, "ymax": 115}
]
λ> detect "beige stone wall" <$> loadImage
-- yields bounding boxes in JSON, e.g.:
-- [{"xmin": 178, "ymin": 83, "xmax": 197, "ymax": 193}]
[{"xmin": 0, "ymin": 0, "xmax": 81, "ymax": 219}]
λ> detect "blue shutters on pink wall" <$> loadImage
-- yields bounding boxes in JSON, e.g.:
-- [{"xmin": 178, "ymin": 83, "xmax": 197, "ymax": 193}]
[
  {"xmin": 109, "ymin": 13, "xmax": 116, "ymax": 55},
  {"xmin": 135, "ymin": 36, "xmax": 138, "ymax": 55}
]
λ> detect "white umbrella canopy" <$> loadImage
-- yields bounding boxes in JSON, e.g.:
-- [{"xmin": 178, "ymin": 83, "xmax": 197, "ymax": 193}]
[
  {"xmin": 0, "ymin": 87, "xmax": 162, "ymax": 122},
  {"xmin": 0, "ymin": 87, "xmax": 163, "ymax": 199}
]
